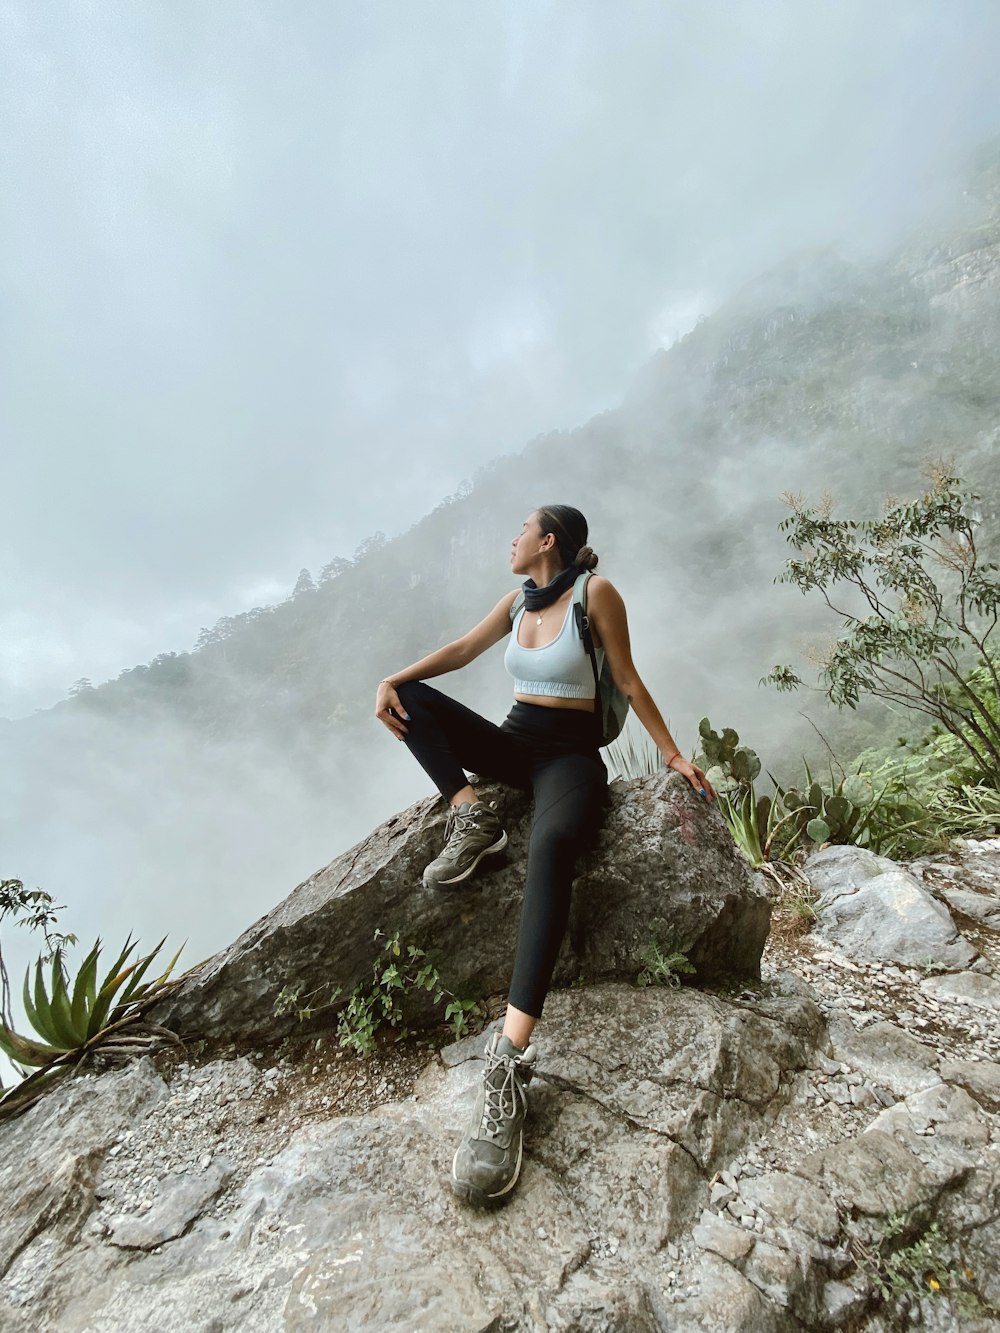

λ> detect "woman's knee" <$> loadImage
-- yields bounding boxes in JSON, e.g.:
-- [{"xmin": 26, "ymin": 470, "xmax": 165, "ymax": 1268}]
[{"xmin": 395, "ymin": 679, "xmax": 432, "ymax": 709}]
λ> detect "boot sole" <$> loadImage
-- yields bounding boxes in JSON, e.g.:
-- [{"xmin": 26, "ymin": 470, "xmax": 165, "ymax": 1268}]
[
  {"xmin": 449, "ymin": 1135, "xmax": 522, "ymax": 1207},
  {"xmin": 424, "ymin": 831, "xmax": 508, "ymax": 889}
]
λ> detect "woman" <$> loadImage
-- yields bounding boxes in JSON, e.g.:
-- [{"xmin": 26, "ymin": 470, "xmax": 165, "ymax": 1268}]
[{"xmin": 374, "ymin": 504, "xmax": 715, "ymax": 1207}]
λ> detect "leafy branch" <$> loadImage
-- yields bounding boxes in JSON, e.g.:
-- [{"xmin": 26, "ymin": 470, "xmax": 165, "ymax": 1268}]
[{"xmin": 761, "ymin": 462, "xmax": 1000, "ymax": 787}]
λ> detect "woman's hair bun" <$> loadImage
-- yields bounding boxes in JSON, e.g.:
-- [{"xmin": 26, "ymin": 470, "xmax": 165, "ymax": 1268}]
[{"xmin": 574, "ymin": 545, "xmax": 599, "ymax": 571}]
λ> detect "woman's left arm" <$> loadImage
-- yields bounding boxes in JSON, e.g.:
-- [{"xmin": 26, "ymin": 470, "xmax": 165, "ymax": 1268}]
[{"xmin": 587, "ymin": 577, "xmax": 715, "ymax": 801}]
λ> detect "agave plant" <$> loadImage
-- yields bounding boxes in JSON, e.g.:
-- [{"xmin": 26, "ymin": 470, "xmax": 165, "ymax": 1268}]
[
  {"xmin": 0, "ymin": 932, "xmax": 187, "ymax": 1118},
  {"xmin": 605, "ymin": 717, "xmax": 667, "ymax": 782}
]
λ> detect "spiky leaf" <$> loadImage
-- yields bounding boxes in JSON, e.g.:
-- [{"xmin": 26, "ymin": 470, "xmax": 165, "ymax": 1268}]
[
  {"xmin": 0, "ymin": 1023, "xmax": 65, "ymax": 1068},
  {"xmin": 70, "ymin": 939, "xmax": 102, "ymax": 1036},
  {"xmin": 22, "ymin": 965, "xmax": 64, "ymax": 1049},
  {"xmin": 48, "ymin": 950, "xmax": 85, "ymax": 1047}
]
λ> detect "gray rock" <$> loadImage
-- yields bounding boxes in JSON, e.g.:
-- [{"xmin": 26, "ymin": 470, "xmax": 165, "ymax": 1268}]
[
  {"xmin": 813, "ymin": 868, "xmax": 976, "ymax": 970},
  {"xmin": 935, "ymin": 884, "xmax": 1000, "ymax": 929},
  {"xmin": 527, "ymin": 985, "xmax": 825, "ymax": 1171},
  {"xmin": 0, "ymin": 1059, "xmax": 167, "ymax": 1281},
  {"xmin": 867, "ymin": 1082, "xmax": 990, "ymax": 1157},
  {"xmin": 920, "ymin": 971, "xmax": 1000, "ymax": 1011},
  {"xmin": 743, "ymin": 1238, "xmax": 808, "ymax": 1313},
  {"xmin": 5, "ymin": 786, "xmax": 1000, "ymax": 1331},
  {"xmin": 737, "ymin": 1173, "xmax": 839, "ymax": 1243},
  {"xmin": 149, "ymin": 767, "xmax": 771, "ymax": 1045},
  {"xmin": 106, "ymin": 1160, "xmax": 235, "ymax": 1249},
  {"xmin": 821, "ymin": 1279, "xmax": 867, "ymax": 1328},
  {"xmin": 542, "ymin": 1270, "xmax": 665, "ymax": 1332},
  {"xmin": 693, "ymin": 1209, "xmax": 755, "ymax": 1263},
  {"xmin": 668, "ymin": 1253, "xmax": 787, "ymax": 1333},
  {"xmin": 0, "ymin": 982, "xmax": 826, "ymax": 1332},
  {"xmin": 940, "ymin": 1058, "xmax": 1000, "ymax": 1113},
  {"xmin": 801, "ymin": 845, "xmax": 899, "ymax": 907},
  {"xmin": 801, "ymin": 1129, "xmax": 940, "ymax": 1216},
  {"xmin": 711, "ymin": 1181, "xmax": 738, "ymax": 1208},
  {"xmin": 826, "ymin": 1014, "xmax": 941, "ymax": 1098}
]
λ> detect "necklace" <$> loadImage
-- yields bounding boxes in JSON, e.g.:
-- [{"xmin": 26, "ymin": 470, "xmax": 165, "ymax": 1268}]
[{"xmin": 535, "ymin": 610, "xmax": 544, "ymax": 626}]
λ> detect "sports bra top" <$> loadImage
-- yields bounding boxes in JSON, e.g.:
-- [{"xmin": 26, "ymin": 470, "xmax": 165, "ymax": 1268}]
[{"xmin": 503, "ymin": 590, "xmax": 605, "ymax": 700}]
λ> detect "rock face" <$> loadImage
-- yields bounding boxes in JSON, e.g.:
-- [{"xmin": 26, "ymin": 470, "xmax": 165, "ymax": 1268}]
[
  {"xmin": 149, "ymin": 768, "xmax": 771, "ymax": 1046},
  {"xmin": 2, "ymin": 819, "xmax": 999, "ymax": 1330},
  {"xmin": 807, "ymin": 846, "xmax": 977, "ymax": 970}
]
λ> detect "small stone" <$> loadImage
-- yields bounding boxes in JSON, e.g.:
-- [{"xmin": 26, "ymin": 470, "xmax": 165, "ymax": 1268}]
[{"xmin": 693, "ymin": 1211, "xmax": 755, "ymax": 1264}]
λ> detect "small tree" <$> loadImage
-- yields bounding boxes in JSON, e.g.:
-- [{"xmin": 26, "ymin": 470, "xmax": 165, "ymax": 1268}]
[
  {"xmin": 0, "ymin": 880, "xmax": 76, "ymax": 1042},
  {"xmin": 761, "ymin": 460, "xmax": 1000, "ymax": 786},
  {"xmin": 292, "ymin": 568, "xmax": 316, "ymax": 597}
]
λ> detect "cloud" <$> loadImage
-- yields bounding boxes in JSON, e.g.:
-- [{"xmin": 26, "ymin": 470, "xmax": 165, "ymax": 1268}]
[{"xmin": 2, "ymin": 0, "xmax": 1000, "ymax": 716}]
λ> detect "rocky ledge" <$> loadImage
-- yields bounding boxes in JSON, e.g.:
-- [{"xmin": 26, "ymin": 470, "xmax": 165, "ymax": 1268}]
[{"xmin": 1, "ymin": 789, "xmax": 998, "ymax": 1331}]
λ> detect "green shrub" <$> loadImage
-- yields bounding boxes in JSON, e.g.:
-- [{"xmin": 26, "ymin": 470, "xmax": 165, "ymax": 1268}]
[{"xmin": 274, "ymin": 927, "xmax": 482, "ymax": 1056}]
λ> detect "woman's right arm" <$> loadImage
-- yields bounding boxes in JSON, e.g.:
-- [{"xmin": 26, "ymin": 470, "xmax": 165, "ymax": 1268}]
[{"xmin": 375, "ymin": 588, "xmax": 519, "ymax": 737}]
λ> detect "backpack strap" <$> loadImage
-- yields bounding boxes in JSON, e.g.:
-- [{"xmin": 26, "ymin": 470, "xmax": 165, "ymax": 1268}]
[{"xmin": 572, "ymin": 572, "xmax": 601, "ymax": 699}]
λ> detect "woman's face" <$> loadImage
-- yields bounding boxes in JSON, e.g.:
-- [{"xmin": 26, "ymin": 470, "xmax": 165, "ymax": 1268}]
[{"xmin": 510, "ymin": 512, "xmax": 550, "ymax": 573}]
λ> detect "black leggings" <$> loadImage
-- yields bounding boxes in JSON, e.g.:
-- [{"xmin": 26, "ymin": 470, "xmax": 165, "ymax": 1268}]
[{"xmin": 394, "ymin": 680, "xmax": 608, "ymax": 1019}]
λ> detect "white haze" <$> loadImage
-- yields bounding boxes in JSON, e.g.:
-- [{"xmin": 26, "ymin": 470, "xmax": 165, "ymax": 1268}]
[
  {"xmin": 4, "ymin": 0, "xmax": 999, "ymax": 716},
  {"xmin": 2, "ymin": 2, "xmax": 1000, "ymax": 1078}
]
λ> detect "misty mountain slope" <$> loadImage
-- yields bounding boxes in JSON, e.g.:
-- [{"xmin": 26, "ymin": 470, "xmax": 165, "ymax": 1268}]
[{"xmin": 4, "ymin": 142, "xmax": 1000, "ymax": 970}]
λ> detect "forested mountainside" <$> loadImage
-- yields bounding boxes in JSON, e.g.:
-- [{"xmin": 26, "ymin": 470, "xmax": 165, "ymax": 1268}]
[{"xmin": 4, "ymin": 139, "xmax": 1000, "ymax": 966}]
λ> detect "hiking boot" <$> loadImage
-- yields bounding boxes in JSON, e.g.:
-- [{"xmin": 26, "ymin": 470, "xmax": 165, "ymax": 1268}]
[
  {"xmin": 422, "ymin": 799, "xmax": 507, "ymax": 889},
  {"xmin": 450, "ymin": 1031, "xmax": 536, "ymax": 1207}
]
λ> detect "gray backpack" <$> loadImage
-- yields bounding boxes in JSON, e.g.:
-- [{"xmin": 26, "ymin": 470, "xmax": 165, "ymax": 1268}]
[{"xmin": 509, "ymin": 571, "xmax": 630, "ymax": 746}]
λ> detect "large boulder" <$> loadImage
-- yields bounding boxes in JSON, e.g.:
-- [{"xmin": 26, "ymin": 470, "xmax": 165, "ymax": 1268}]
[
  {"xmin": 803, "ymin": 847, "xmax": 976, "ymax": 971},
  {"xmin": 0, "ymin": 983, "xmax": 826, "ymax": 1333},
  {"xmin": 149, "ymin": 768, "xmax": 770, "ymax": 1047}
]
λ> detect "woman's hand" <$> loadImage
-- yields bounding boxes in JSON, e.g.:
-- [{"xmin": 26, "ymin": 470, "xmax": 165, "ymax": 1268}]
[
  {"xmin": 667, "ymin": 753, "xmax": 715, "ymax": 802},
  {"xmin": 375, "ymin": 681, "xmax": 409, "ymax": 739}
]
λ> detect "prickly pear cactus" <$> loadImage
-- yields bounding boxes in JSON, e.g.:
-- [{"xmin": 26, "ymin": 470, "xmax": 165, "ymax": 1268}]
[{"xmin": 697, "ymin": 718, "xmax": 761, "ymax": 793}]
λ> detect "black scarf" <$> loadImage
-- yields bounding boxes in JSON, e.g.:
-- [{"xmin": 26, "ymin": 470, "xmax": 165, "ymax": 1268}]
[{"xmin": 522, "ymin": 563, "xmax": 578, "ymax": 612}]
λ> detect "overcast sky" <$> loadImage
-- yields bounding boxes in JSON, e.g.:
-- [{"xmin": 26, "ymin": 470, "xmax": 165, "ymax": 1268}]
[{"xmin": 3, "ymin": 0, "xmax": 1000, "ymax": 720}]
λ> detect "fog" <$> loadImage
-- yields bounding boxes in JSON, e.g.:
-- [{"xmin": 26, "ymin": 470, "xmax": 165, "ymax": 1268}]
[
  {"xmin": 3, "ymin": 2, "xmax": 1000, "ymax": 1079},
  {"xmin": 4, "ymin": 0, "xmax": 999, "ymax": 715}
]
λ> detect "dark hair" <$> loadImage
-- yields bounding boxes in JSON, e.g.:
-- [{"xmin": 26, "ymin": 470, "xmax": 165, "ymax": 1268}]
[{"xmin": 536, "ymin": 504, "xmax": 599, "ymax": 571}]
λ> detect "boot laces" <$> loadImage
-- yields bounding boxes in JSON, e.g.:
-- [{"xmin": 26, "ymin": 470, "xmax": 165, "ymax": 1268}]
[
  {"xmin": 480, "ymin": 1046, "xmax": 528, "ymax": 1141},
  {"xmin": 445, "ymin": 803, "xmax": 493, "ymax": 845}
]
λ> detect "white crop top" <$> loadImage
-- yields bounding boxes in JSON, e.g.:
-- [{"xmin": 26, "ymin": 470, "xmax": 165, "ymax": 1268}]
[{"xmin": 503, "ymin": 590, "xmax": 605, "ymax": 700}]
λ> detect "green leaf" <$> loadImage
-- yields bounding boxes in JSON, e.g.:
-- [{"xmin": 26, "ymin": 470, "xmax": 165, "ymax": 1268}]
[
  {"xmin": 48, "ymin": 949, "xmax": 84, "ymax": 1047},
  {"xmin": 89, "ymin": 937, "xmax": 142, "ymax": 1035},
  {"xmin": 70, "ymin": 938, "xmax": 102, "ymax": 1036},
  {"xmin": 111, "ymin": 937, "xmax": 168, "ymax": 1014},
  {"xmin": 806, "ymin": 817, "xmax": 831, "ymax": 844},
  {"xmin": 23, "ymin": 963, "xmax": 63, "ymax": 1049},
  {"xmin": 0, "ymin": 1022, "xmax": 65, "ymax": 1068}
]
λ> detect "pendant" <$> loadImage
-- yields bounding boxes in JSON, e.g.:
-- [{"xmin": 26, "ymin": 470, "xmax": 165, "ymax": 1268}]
[{"xmin": 536, "ymin": 614, "xmax": 543, "ymax": 625}]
